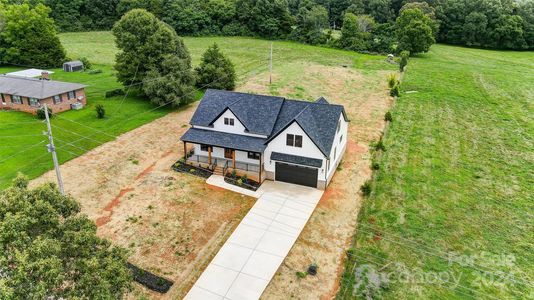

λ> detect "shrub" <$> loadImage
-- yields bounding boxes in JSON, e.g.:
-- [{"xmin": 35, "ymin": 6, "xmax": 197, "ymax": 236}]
[
  {"xmin": 87, "ymin": 69, "xmax": 102, "ymax": 74},
  {"xmin": 374, "ymin": 140, "xmax": 386, "ymax": 151},
  {"xmin": 387, "ymin": 74, "xmax": 397, "ymax": 88},
  {"xmin": 237, "ymin": 178, "xmax": 243, "ymax": 186},
  {"xmin": 195, "ymin": 43, "xmax": 236, "ymax": 90},
  {"xmin": 360, "ymin": 180, "xmax": 372, "ymax": 196},
  {"xmin": 384, "ymin": 111, "xmax": 393, "ymax": 122},
  {"xmin": 95, "ymin": 104, "xmax": 105, "ymax": 119},
  {"xmin": 36, "ymin": 107, "xmax": 52, "ymax": 119},
  {"xmin": 372, "ymin": 162, "xmax": 380, "ymax": 170},
  {"xmin": 399, "ymin": 50, "xmax": 410, "ymax": 71},
  {"xmin": 78, "ymin": 57, "xmax": 92, "ymax": 70},
  {"xmin": 105, "ymin": 88, "xmax": 125, "ymax": 98},
  {"xmin": 390, "ymin": 83, "xmax": 400, "ymax": 97},
  {"xmin": 231, "ymin": 170, "xmax": 237, "ymax": 178},
  {"xmin": 296, "ymin": 271, "xmax": 307, "ymax": 279},
  {"xmin": 242, "ymin": 174, "xmax": 248, "ymax": 184}
]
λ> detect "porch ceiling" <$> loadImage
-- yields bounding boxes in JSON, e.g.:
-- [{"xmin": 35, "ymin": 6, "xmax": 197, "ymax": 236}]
[{"xmin": 181, "ymin": 128, "xmax": 267, "ymax": 153}]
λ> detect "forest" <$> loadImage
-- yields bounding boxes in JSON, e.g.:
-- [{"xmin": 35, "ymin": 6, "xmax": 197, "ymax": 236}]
[{"xmin": 1, "ymin": 0, "xmax": 533, "ymax": 53}]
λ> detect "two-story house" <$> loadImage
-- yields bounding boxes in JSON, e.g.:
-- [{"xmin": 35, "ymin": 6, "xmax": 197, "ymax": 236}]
[{"xmin": 180, "ymin": 89, "xmax": 349, "ymax": 189}]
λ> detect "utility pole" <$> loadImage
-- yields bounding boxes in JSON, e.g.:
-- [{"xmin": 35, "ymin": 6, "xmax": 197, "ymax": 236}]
[
  {"xmin": 269, "ymin": 42, "xmax": 273, "ymax": 85},
  {"xmin": 44, "ymin": 104, "xmax": 64, "ymax": 195}
]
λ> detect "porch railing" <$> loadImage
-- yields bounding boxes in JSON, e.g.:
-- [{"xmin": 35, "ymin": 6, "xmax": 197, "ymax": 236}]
[{"xmin": 185, "ymin": 154, "xmax": 260, "ymax": 173}]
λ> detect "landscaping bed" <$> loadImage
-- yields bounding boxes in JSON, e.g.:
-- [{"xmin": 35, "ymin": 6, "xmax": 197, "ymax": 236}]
[
  {"xmin": 172, "ymin": 160, "xmax": 212, "ymax": 178},
  {"xmin": 127, "ymin": 263, "xmax": 173, "ymax": 293},
  {"xmin": 224, "ymin": 174, "xmax": 261, "ymax": 191}
]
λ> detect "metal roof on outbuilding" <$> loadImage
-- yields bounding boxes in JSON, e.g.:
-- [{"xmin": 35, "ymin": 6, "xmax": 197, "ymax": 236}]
[
  {"xmin": 0, "ymin": 75, "xmax": 86, "ymax": 99},
  {"xmin": 63, "ymin": 60, "xmax": 83, "ymax": 67},
  {"xmin": 6, "ymin": 69, "xmax": 54, "ymax": 78}
]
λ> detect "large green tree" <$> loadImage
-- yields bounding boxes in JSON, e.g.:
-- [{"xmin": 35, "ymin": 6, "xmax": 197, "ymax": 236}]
[
  {"xmin": 395, "ymin": 8, "xmax": 435, "ymax": 54},
  {"xmin": 291, "ymin": 4, "xmax": 329, "ymax": 44},
  {"xmin": 195, "ymin": 43, "xmax": 236, "ymax": 90},
  {"xmin": 112, "ymin": 9, "xmax": 192, "ymax": 86},
  {"xmin": 142, "ymin": 54, "xmax": 196, "ymax": 106},
  {"xmin": 339, "ymin": 12, "xmax": 375, "ymax": 51},
  {"xmin": 236, "ymin": 0, "xmax": 293, "ymax": 38},
  {"xmin": 0, "ymin": 3, "xmax": 66, "ymax": 67},
  {"xmin": 0, "ymin": 175, "xmax": 131, "ymax": 299}
]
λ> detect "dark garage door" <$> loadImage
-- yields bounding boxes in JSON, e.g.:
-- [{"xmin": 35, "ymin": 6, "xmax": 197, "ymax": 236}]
[{"xmin": 275, "ymin": 162, "xmax": 317, "ymax": 188}]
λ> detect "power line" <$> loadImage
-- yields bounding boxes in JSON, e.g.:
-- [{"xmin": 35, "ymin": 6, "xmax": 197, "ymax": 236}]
[
  {"xmin": 49, "ymin": 59, "xmax": 268, "ymax": 147},
  {"xmin": 0, "ymin": 59, "xmax": 268, "ymax": 185},
  {"xmin": 0, "ymin": 140, "xmax": 46, "ymax": 164},
  {"xmin": 51, "ymin": 124, "xmax": 108, "ymax": 145},
  {"xmin": 0, "ymin": 134, "xmax": 46, "ymax": 138}
]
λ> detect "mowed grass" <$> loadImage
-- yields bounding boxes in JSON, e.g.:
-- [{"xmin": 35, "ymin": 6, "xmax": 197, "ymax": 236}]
[
  {"xmin": 338, "ymin": 45, "xmax": 534, "ymax": 299},
  {"xmin": 0, "ymin": 31, "xmax": 393, "ymax": 189}
]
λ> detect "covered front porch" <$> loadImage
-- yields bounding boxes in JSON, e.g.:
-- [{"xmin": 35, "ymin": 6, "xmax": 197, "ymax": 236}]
[
  {"xmin": 183, "ymin": 142, "xmax": 264, "ymax": 183},
  {"xmin": 180, "ymin": 127, "xmax": 268, "ymax": 183}
]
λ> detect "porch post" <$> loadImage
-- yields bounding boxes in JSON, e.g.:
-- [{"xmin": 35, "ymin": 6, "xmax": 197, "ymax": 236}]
[
  {"xmin": 259, "ymin": 153, "xmax": 262, "ymax": 182},
  {"xmin": 208, "ymin": 146, "xmax": 212, "ymax": 164},
  {"xmin": 232, "ymin": 150, "xmax": 236, "ymax": 169}
]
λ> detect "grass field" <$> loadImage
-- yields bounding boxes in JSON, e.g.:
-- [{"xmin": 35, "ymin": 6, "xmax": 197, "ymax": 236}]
[
  {"xmin": 0, "ymin": 32, "xmax": 392, "ymax": 189},
  {"xmin": 338, "ymin": 45, "xmax": 534, "ymax": 299}
]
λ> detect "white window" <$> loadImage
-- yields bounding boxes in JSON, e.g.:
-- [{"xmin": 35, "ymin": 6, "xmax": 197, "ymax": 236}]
[
  {"xmin": 286, "ymin": 134, "xmax": 302, "ymax": 148},
  {"xmin": 224, "ymin": 117, "xmax": 234, "ymax": 126},
  {"xmin": 28, "ymin": 98, "xmax": 39, "ymax": 107},
  {"xmin": 247, "ymin": 152, "xmax": 260, "ymax": 160},
  {"xmin": 67, "ymin": 91, "xmax": 76, "ymax": 100},
  {"xmin": 12, "ymin": 95, "xmax": 22, "ymax": 104},
  {"xmin": 200, "ymin": 144, "xmax": 210, "ymax": 152},
  {"xmin": 334, "ymin": 146, "xmax": 337, "ymax": 160},
  {"xmin": 337, "ymin": 120, "xmax": 341, "ymax": 133},
  {"xmin": 340, "ymin": 135, "xmax": 343, "ymax": 143},
  {"xmin": 53, "ymin": 95, "xmax": 62, "ymax": 104}
]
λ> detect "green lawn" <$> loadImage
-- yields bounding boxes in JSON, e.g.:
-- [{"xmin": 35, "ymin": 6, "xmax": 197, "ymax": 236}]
[
  {"xmin": 0, "ymin": 32, "xmax": 391, "ymax": 189},
  {"xmin": 338, "ymin": 45, "xmax": 534, "ymax": 299}
]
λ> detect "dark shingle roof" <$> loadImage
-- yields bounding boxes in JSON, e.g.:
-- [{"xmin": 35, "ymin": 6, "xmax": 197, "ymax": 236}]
[
  {"xmin": 180, "ymin": 128, "xmax": 267, "ymax": 152},
  {"xmin": 271, "ymin": 152, "xmax": 323, "ymax": 168},
  {"xmin": 315, "ymin": 96, "xmax": 329, "ymax": 104},
  {"xmin": 0, "ymin": 75, "xmax": 86, "ymax": 99},
  {"xmin": 190, "ymin": 89, "xmax": 284, "ymax": 136},
  {"xmin": 186, "ymin": 90, "xmax": 349, "ymax": 157},
  {"xmin": 268, "ymin": 99, "xmax": 347, "ymax": 156}
]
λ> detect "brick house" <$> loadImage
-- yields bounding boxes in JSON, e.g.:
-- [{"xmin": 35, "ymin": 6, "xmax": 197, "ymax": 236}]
[{"xmin": 0, "ymin": 75, "xmax": 87, "ymax": 114}]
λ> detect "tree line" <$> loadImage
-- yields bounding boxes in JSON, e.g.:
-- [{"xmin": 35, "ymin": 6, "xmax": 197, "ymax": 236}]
[{"xmin": 1, "ymin": 0, "xmax": 532, "ymax": 51}]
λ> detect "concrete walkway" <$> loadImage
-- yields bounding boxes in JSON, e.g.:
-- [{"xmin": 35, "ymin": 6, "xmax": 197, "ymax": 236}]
[{"xmin": 185, "ymin": 181, "xmax": 324, "ymax": 300}]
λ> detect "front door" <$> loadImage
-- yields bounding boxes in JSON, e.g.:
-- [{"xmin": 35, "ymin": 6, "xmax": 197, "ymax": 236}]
[{"xmin": 224, "ymin": 148, "xmax": 234, "ymax": 159}]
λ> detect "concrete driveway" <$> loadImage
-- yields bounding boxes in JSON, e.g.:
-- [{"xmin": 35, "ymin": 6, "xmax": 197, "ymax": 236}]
[{"xmin": 185, "ymin": 181, "xmax": 324, "ymax": 300}]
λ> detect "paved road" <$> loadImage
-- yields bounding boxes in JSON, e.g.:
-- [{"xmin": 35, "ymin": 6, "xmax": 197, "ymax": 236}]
[{"xmin": 185, "ymin": 181, "xmax": 324, "ymax": 300}]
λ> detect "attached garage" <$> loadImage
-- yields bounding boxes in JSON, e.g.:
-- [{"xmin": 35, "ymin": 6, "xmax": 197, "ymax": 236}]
[
  {"xmin": 275, "ymin": 162, "xmax": 318, "ymax": 188},
  {"xmin": 271, "ymin": 152, "xmax": 323, "ymax": 188}
]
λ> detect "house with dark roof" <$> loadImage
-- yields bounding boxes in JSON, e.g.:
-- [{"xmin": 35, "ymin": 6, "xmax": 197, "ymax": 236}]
[
  {"xmin": 0, "ymin": 74, "xmax": 87, "ymax": 114},
  {"xmin": 180, "ymin": 89, "xmax": 349, "ymax": 189}
]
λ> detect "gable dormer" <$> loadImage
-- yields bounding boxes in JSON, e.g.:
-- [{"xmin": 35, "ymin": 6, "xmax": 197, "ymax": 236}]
[{"xmin": 211, "ymin": 108, "xmax": 246, "ymax": 134}]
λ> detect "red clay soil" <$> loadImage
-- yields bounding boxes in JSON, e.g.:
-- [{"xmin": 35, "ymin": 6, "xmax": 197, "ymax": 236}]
[{"xmin": 95, "ymin": 187, "xmax": 135, "ymax": 227}]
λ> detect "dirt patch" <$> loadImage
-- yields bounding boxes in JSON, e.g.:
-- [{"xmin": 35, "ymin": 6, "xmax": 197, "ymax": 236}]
[
  {"xmin": 241, "ymin": 62, "xmax": 394, "ymax": 299},
  {"xmin": 30, "ymin": 103, "xmax": 255, "ymax": 299},
  {"xmin": 96, "ymin": 187, "xmax": 135, "ymax": 227}
]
